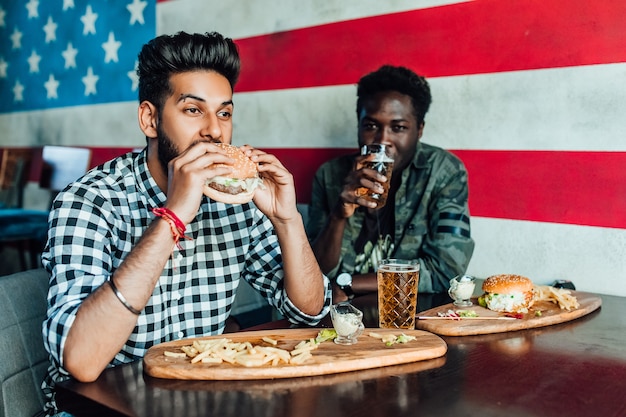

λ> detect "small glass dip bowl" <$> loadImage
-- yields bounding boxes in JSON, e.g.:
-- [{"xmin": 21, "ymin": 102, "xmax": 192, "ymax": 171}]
[
  {"xmin": 448, "ymin": 275, "xmax": 476, "ymax": 307},
  {"xmin": 330, "ymin": 302, "xmax": 365, "ymax": 345}
]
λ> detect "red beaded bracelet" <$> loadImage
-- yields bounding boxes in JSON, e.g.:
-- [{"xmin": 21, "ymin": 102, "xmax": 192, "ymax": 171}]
[{"xmin": 152, "ymin": 207, "xmax": 191, "ymax": 251}]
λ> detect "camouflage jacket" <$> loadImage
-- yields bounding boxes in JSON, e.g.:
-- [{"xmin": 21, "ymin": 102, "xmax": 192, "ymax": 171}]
[{"xmin": 306, "ymin": 142, "xmax": 475, "ymax": 293}]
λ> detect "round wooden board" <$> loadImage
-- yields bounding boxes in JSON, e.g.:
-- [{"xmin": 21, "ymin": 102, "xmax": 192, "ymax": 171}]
[
  {"xmin": 143, "ymin": 328, "xmax": 447, "ymax": 380},
  {"xmin": 416, "ymin": 290, "xmax": 602, "ymax": 336}
]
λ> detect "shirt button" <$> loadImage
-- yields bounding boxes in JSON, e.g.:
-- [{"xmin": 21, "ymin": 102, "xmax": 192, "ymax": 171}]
[
  {"xmin": 174, "ymin": 291, "xmax": 182, "ymax": 301},
  {"xmin": 177, "ymin": 331, "xmax": 184, "ymax": 339}
]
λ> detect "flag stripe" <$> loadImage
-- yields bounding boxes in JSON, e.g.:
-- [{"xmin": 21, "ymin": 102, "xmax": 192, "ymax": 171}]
[
  {"xmin": 234, "ymin": 0, "xmax": 626, "ymax": 92},
  {"xmin": 232, "ymin": 63, "xmax": 626, "ymax": 152},
  {"xmin": 452, "ymin": 150, "xmax": 626, "ymax": 229},
  {"xmin": 54, "ymin": 146, "xmax": 626, "ymax": 230}
]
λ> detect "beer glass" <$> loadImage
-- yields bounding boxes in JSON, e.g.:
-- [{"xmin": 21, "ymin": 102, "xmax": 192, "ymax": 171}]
[
  {"xmin": 356, "ymin": 144, "xmax": 394, "ymax": 208},
  {"xmin": 377, "ymin": 259, "xmax": 420, "ymax": 329}
]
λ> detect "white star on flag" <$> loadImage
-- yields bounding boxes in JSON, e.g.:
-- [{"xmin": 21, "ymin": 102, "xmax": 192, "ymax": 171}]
[
  {"xmin": 0, "ymin": 58, "xmax": 7, "ymax": 78},
  {"xmin": 127, "ymin": 0, "xmax": 148, "ymax": 25},
  {"xmin": 82, "ymin": 67, "xmax": 99, "ymax": 96},
  {"xmin": 44, "ymin": 74, "xmax": 60, "ymax": 99},
  {"xmin": 127, "ymin": 60, "xmax": 139, "ymax": 91},
  {"xmin": 43, "ymin": 16, "xmax": 58, "ymax": 43},
  {"xmin": 25, "ymin": 0, "xmax": 39, "ymax": 19},
  {"xmin": 13, "ymin": 80, "xmax": 24, "ymax": 102},
  {"xmin": 10, "ymin": 28, "xmax": 22, "ymax": 49},
  {"xmin": 102, "ymin": 32, "xmax": 122, "ymax": 63},
  {"xmin": 81, "ymin": 5, "xmax": 98, "ymax": 36},
  {"xmin": 63, "ymin": 0, "xmax": 75, "ymax": 11},
  {"xmin": 27, "ymin": 50, "xmax": 41, "ymax": 73},
  {"xmin": 62, "ymin": 43, "xmax": 78, "ymax": 69}
]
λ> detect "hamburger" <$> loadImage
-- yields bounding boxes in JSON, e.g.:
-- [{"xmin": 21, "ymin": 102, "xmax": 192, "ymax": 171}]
[
  {"xmin": 480, "ymin": 274, "xmax": 535, "ymax": 313},
  {"xmin": 203, "ymin": 143, "xmax": 263, "ymax": 204}
]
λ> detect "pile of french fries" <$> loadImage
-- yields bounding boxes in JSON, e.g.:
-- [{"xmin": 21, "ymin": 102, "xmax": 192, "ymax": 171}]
[
  {"xmin": 164, "ymin": 336, "xmax": 319, "ymax": 367},
  {"xmin": 533, "ymin": 285, "xmax": 579, "ymax": 311}
]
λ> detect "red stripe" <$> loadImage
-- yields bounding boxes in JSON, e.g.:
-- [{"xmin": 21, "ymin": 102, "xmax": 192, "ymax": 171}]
[
  {"xmin": 452, "ymin": 150, "xmax": 626, "ymax": 229},
  {"xmin": 235, "ymin": 0, "xmax": 626, "ymax": 92},
  {"xmin": 14, "ymin": 147, "xmax": 623, "ymax": 229}
]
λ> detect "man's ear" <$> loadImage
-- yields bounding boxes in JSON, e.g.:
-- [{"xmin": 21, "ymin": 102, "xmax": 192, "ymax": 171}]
[
  {"xmin": 138, "ymin": 101, "xmax": 158, "ymax": 138},
  {"xmin": 417, "ymin": 121, "xmax": 425, "ymax": 140}
]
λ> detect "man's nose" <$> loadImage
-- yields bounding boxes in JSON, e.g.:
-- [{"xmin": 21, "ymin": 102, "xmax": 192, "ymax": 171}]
[
  {"xmin": 376, "ymin": 127, "xmax": 393, "ymax": 145},
  {"xmin": 200, "ymin": 114, "xmax": 222, "ymax": 140}
]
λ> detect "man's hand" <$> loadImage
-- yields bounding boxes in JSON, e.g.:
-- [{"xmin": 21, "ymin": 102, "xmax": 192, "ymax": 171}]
[
  {"xmin": 242, "ymin": 146, "xmax": 299, "ymax": 222},
  {"xmin": 165, "ymin": 141, "xmax": 234, "ymax": 224},
  {"xmin": 334, "ymin": 155, "xmax": 388, "ymax": 218}
]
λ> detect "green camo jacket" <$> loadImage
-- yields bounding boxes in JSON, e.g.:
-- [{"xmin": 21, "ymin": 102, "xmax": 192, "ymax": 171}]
[{"xmin": 306, "ymin": 142, "xmax": 475, "ymax": 293}]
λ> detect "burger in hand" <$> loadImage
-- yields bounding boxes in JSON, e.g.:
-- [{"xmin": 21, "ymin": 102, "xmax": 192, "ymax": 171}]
[
  {"xmin": 204, "ymin": 143, "xmax": 263, "ymax": 205},
  {"xmin": 479, "ymin": 274, "xmax": 535, "ymax": 313}
]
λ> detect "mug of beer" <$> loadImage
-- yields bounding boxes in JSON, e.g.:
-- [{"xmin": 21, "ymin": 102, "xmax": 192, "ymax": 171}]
[
  {"xmin": 377, "ymin": 259, "xmax": 420, "ymax": 329},
  {"xmin": 356, "ymin": 144, "xmax": 394, "ymax": 208}
]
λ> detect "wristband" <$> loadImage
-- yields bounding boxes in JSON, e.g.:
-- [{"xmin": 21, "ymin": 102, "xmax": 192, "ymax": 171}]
[
  {"xmin": 152, "ymin": 207, "xmax": 191, "ymax": 250},
  {"xmin": 107, "ymin": 278, "xmax": 141, "ymax": 315}
]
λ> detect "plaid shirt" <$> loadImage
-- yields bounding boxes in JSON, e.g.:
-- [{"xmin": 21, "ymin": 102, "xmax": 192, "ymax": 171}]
[{"xmin": 41, "ymin": 149, "xmax": 331, "ymax": 415}]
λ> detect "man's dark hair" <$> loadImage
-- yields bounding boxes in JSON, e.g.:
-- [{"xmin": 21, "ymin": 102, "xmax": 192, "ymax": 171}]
[
  {"xmin": 356, "ymin": 65, "xmax": 432, "ymax": 124},
  {"xmin": 137, "ymin": 31, "xmax": 240, "ymax": 112}
]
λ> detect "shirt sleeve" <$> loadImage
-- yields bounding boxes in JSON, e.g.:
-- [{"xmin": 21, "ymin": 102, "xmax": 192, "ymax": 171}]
[
  {"xmin": 41, "ymin": 186, "xmax": 116, "ymax": 369},
  {"xmin": 414, "ymin": 164, "xmax": 475, "ymax": 293},
  {"xmin": 242, "ymin": 210, "xmax": 332, "ymax": 326}
]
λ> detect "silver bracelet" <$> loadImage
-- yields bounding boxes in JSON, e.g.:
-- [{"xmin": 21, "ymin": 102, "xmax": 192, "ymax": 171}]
[{"xmin": 107, "ymin": 278, "xmax": 142, "ymax": 315}]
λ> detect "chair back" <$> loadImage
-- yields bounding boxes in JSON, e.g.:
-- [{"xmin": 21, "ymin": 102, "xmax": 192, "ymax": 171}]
[
  {"xmin": 0, "ymin": 268, "xmax": 49, "ymax": 417},
  {"xmin": 0, "ymin": 148, "xmax": 34, "ymax": 208}
]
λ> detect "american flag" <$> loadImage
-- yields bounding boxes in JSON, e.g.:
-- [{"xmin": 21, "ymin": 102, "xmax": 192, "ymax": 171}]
[
  {"xmin": 2, "ymin": 0, "xmax": 626, "ymax": 296},
  {"xmin": 0, "ymin": 0, "xmax": 155, "ymax": 113}
]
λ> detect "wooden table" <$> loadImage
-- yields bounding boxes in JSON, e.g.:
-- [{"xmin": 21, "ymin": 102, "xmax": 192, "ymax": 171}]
[{"xmin": 56, "ymin": 292, "xmax": 626, "ymax": 417}]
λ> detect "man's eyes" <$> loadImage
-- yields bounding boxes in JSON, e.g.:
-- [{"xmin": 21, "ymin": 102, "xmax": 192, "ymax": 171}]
[
  {"xmin": 362, "ymin": 123, "xmax": 408, "ymax": 132},
  {"xmin": 184, "ymin": 107, "xmax": 201, "ymax": 114},
  {"xmin": 182, "ymin": 107, "xmax": 232, "ymax": 119}
]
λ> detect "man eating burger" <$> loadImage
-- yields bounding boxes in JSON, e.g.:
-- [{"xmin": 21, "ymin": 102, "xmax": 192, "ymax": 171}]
[{"xmin": 40, "ymin": 31, "xmax": 331, "ymax": 417}]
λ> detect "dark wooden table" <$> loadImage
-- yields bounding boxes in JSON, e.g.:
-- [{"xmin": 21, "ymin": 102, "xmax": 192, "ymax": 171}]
[{"xmin": 56, "ymin": 292, "xmax": 626, "ymax": 417}]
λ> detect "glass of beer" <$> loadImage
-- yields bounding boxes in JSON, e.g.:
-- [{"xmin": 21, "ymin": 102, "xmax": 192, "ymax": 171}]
[
  {"xmin": 377, "ymin": 259, "xmax": 420, "ymax": 329},
  {"xmin": 356, "ymin": 144, "xmax": 394, "ymax": 208}
]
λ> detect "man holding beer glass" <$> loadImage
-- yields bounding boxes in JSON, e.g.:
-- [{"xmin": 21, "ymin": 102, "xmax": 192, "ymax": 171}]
[{"xmin": 307, "ymin": 65, "xmax": 475, "ymax": 302}]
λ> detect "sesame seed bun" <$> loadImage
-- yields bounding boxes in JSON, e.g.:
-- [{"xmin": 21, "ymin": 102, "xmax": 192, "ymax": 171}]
[
  {"xmin": 203, "ymin": 143, "xmax": 261, "ymax": 204},
  {"xmin": 482, "ymin": 274, "xmax": 534, "ymax": 294}
]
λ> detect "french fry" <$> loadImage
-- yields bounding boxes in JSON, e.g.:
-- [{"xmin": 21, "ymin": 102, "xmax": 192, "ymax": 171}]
[
  {"xmin": 262, "ymin": 336, "xmax": 278, "ymax": 346},
  {"xmin": 163, "ymin": 350, "xmax": 187, "ymax": 358}
]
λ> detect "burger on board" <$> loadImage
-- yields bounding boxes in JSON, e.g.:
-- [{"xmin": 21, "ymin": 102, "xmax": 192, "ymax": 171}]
[{"xmin": 479, "ymin": 274, "xmax": 535, "ymax": 314}]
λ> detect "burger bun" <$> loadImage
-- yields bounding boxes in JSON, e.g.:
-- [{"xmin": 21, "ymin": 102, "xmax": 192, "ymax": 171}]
[
  {"xmin": 482, "ymin": 274, "xmax": 534, "ymax": 294},
  {"xmin": 203, "ymin": 143, "xmax": 261, "ymax": 205}
]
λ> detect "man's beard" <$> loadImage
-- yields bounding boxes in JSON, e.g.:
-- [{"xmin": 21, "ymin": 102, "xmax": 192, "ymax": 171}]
[{"xmin": 156, "ymin": 122, "xmax": 180, "ymax": 174}]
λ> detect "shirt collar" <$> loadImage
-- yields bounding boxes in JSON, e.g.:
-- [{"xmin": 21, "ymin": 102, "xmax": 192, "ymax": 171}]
[
  {"xmin": 411, "ymin": 141, "xmax": 428, "ymax": 169},
  {"xmin": 133, "ymin": 148, "xmax": 167, "ymax": 208}
]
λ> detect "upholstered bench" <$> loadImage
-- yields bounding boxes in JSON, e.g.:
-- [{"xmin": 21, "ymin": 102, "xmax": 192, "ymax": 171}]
[{"xmin": 0, "ymin": 268, "xmax": 49, "ymax": 417}]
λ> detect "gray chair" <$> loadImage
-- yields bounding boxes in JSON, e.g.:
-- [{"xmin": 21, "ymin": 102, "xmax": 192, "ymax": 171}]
[{"xmin": 0, "ymin": 268, "xmax": 49, "ymax": 417}]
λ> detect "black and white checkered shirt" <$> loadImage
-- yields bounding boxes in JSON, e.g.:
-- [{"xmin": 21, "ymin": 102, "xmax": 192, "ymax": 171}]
[{"xmin": 40, "ymin": 149, "xmax": 331, "ymax": 415}]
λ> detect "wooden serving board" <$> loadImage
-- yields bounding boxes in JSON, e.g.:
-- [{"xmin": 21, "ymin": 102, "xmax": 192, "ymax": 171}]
[
  {"xmin": 416, "ymin": 290, "xmax": 602, "ymax": 336},
  {"xmin": 143, "ymin": 328, "xmax": 447, "ymax": 380}
]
